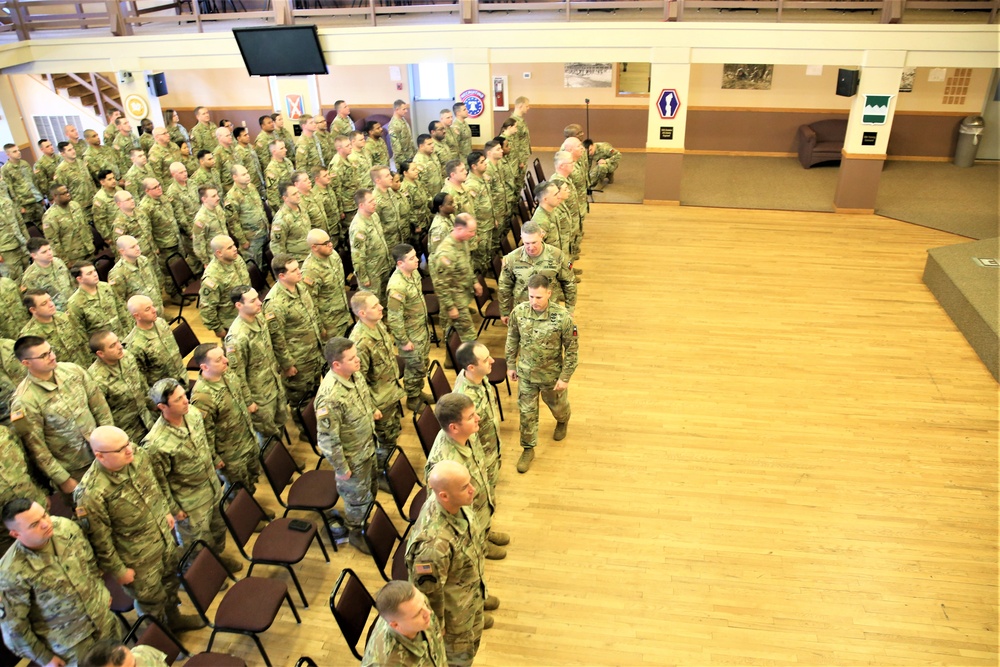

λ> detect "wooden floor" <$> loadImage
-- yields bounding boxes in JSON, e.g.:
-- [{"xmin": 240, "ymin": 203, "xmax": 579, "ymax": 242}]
[{"xmin": 168, "ymin": 203, "xmax": 998, "ymax": 666}]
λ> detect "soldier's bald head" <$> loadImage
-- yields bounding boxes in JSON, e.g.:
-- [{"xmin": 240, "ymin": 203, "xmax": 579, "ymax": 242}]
[
  {"xmin": 169, "ymin": 161, "xmax": 186, "ymax": 176},
  {"xmin": 115, "ymin": 235, "xmax": 138, "ymax": 251},
  {"xmin": 127, "ymin": 294, "xmax": 153, "ymax": 314},
  {"xmin": 210, "ymin": 235, "xmax": 231, "ymax": 253},
  {"xmin": 427, "ymin": 460, "xmax": 469, "ymax": 496},
  {"xmin": 306, "ymin": 228, "xmax": 330, "ymax": 246},
  {"xmin": 89, "ymin": 425, "xmax": 129, "ymax": 452},
  {"xmin": 142, "ymin": 178, "xmax": 160, "ymax": 192}
]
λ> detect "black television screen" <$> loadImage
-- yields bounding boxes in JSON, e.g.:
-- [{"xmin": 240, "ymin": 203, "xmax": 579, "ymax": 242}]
[{"xmin": 233, "ymin": 26, "xmax": 327, "ymax": 77}]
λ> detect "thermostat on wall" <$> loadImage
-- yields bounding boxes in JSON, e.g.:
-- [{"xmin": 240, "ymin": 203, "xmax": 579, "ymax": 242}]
[{"xmin": 523, "ymin": 72, "xmax": 531, "ymax": 79}]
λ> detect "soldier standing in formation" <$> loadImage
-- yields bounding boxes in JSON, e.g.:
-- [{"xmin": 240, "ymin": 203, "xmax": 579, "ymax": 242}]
[
  {"xmin": 199, "ymin": 235, "xmax": 250, "ymax": 339},
  {"xmin": 430, "ymin": 213, "xmax": 481, "ymax": 348},
  {"xmin": 301, "ymin": 228, "xmax": 351, "ymax": 342},
  {"xmin": 124, "ymin": 295, "xmax": 187, "ymax": 389},
  {"xmin": 385, "ymin": 243, "xmax": 434, "ymax": 413},
  {"xmin": 388, "ymin": 100, "xmax": 415, "ymax": 167},
  {"xmin": 505, "ymin": 274, "xmax": 579, "ymax": 473},
  {"xmin": 225, "ymin": 165, "xmax": 268, "ymax": 267},
  {"xmin": 68, "ymin": 262, "xmax": 131, "ymax": 339},
  {"xmin": 88, "ymin": 329, "xmax": 156, "ymax": 444},
  {"xmin": 361, "ymin": 580, "xmax": 448, "ymax": 667},
  {"xmin": 454, "ymin": 341, "xmax": 502, "ymax": 490},
  {"xmin": 350, "ymin": 189, "xmax": 392, "ymax": 304},
  {"xmin": 498, "ymin": 220, "xmax": 577, "ymax": 322},
  {"xmin": 22, "ymin": 238, "xmax": 74, "ymax": 312},
  {"xmin": 108, "ymin": 236, "xmax": 163, "ymax": 315},
  {"xmin": 41, "ymin": 184, "xmax": 94, "ymax": 267},
  {"xmin": 19, "ymin": 289, "xmax": 91, "ymax": 369},
  {"xmin": 0, "ymin": 426, "xmax": 45, "ymax": 555}
]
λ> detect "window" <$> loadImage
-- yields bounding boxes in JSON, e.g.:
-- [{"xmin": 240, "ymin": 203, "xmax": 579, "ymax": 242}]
[{"xmin": 414, "ymin": 62, "xmax": 453, "ymax": 100}]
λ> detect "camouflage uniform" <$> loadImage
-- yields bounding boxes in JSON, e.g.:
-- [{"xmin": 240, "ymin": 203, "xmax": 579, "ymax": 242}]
[
  {"xmin": 432, "ymin": 139, "xmax": 456, "ymax": 176},
  {"xmin": 429, "ymin": 234, "xmax": 476, "ymax": 343},
  {"xmin": 330, "ymin": 116, "xmax": 355, "ymax": 138},
  {"xmin": 441, "ymin": 182, "xmax": 471, "ymax": 221},
  {"xmin": 108, "ymin": 255, "xmax": 164, "ymax": 316},
  {"xmin": 42, "ymin": 201, "xmax": 94, "ymax": 266},
  {"xmin": 300, "ymin": 190, "xmax": 329, "ymax": 239},
  {"xmin": 405, "ymin": 496, "xmax": 485, "ymax": 667},
  {"xmin": 387, "ymin": 116, "xmax": 415, "ymax": 165},
  {"xmin": 123, "ymin": 318, "xmax": 187, "ymax": 389},
  {"xmin": 531, "ymin": 205, "xmax": 567, "ymax": 259},
  {"xmin": 143, "ymin": 408, "xmax": 226, "ymax": 555},
  {"xmin": 198, "ymin": 256, "xmax": 250, "ymax": 335},
  {"xmin": 0, "ymin": 516, "xmax": 121, "ymax": 667},
  {"xmin": 212, "ymin": 144, "xmax": 235, "ymax": 194},
  {"xmin": 270, "ymin": 204, "xmax": 312, "ymax": 260},
  {"xmin": 32, "ymin": 152, "xmax": 59, "ymax": 199},
  {"xmin": 147, "ymin": 142, "xmax": 182, "ymax": 185},
  {"xmin": 191, "ymin": 205, "xmax": 229, "ymax": 268},
  {"xmin": 374, "ymin": 187, "xmax": 405, "ymax": 250},
  {"xmin": 453, "ymin": 120, "xmax": 472, "ymax": 162},
  {"xmin": 225, "ymin": 314, "xmax": 288, "ymax": 443},
  {"xmin": 264, "ymin": 159, "xmax": 293, "ymax": 213},
  {"xmin": 263, "ymin": 283, "xmax": 325, "ymax": 419},
  {"xmin": 312, "ymin": 184, "xmax": 342, "ymax": 242},
  {"xmin": 138, "ymin": 194, "xmax": 183, "ymax": 300},
  {"xmin": 190, "ymin": 122, "xmax": 219, "ymax": 156},
  {"xmin": 0, "ymin": 189, "xmax": 29, "ymax": 282},
  {"xmin": 1, "ymin": 159, "xmax": 43, "ymax": 226},
  {"xmin": 425, "ymin": 430, "xmax": 495, "ymax": 536},
  {"xmin": 301, "ymin": 251, "xmax": 351, "ymax": 341},
  {"xmin": 365, "ymin": 138, "xmax": 389, "ymax": 172},
  {"xmin": 52, "ymin": 159, "xmax": 97, "ymax": 219},
  {"xmin": 19, "ymin": 313, "xmax": 91, "ymax": 369},
  {"xmin": 413, "ymin": 153, "xmax": 443, "ymax": 197},
  {"xmin": 549, "ymin": 174, "xmax": 582, "ymax": 259},
  {"xmin": 314, "ymin": 369, "xmax": 377, "ymax": 530},
  {"xmin": 484, "ymin": 160, "xmax": 510, "ymax": 232},
  {"xmin": 350, "ymin": 319, "xmax": 405, "ymax": 467},
  {"xmin": 123, "ymin": 163, "xmax": 155, "ymax": 203},
  {"xmin": 91, "ymin": 186, "xmax": 123, "ymax": 243},
  {"xmin": 67, "ymin": 283, "xmax": 131, "ymax": 338},
  {"xmin": 21, "ymin": 259, "xmax": 74, "ymax": 312},
  {"xmin": 276, "ymin": 126, "xmax": 296, "ymax": 160},
  {"xmin": 400, "ymin": 179, "xmax": 431, "ymax": 243},
  {"xmin": 0, "ymin": 279, "xmax": 28, "ymax": 340},
  {"xmin": 10, "ymin": 362, "xmax": 113, "ymax": 488},
  {"xmin": 74, "ymin": 446, "xmax": 181, "ymax": 624},
  {"xmin": 465, "ymin": 173, "xmax": 497, "ymax": 274},
  {"xmin": 0, "ymin": 340, "xmax": 26, "ymax": 425},
  {"xmin": 164, "ymin": 179, "xmax": 202, "ymax": 272},
  {"xmin": 386, "ymin": 268, "xmax": 430, "ymax": 403},
  {"xmin": 454, "ymin": 370, "xmax": 502, "ymax": 490},
  {"xmin": 349, "ymin": 211, "xmax": 392, "ymax": 305},
  {"xmin": 361, "ymin": 609, "xmax": 448, "ymax": 667},
  {"xmin": 112, "ymin": 209, "xmax": 156, "ymax": 259},
  {"xmin": 190, "ymin": 371, "xmax": 260, "ymax": 494},
  {"xmin": 508, "ymin": 114, "xmax": 531, "ymax": 182},
  {"xmin": 132, "ymin": 644, "xmax": 170, "ymax": 667},
  {"xmin": 504, "ymin": 301, "xmax": 578, "ymax": 449},
  {"xmin": 84, "ymin": 144, "xmax": 121, "ymax": 182},
  {"xmin": 0, "ymin": 425, "xmax": 45, "ymax": 556},
  {"xmin": 498, "ymin": 244, "xmax": 576, "ymax": 317},
  {"xmin": 589, "ymin": 141, "xmax": 621, "ymax": 186},
  {"xmin": 233, "ymin": 144, "xmax": 265, "ymax": 196},
  {"xmin": 253, "ymin": 130, "xmax": 278, "ymax": 172},
  {"xmin": 111, "ymin": 132, "xmax": 142, "ymax": 177},
  {"xmin": 224, "ymin": 184, "xmax": 268, "ymax": 267},
  {"xmin": 330, "ymin": 154, "xmax": 361, "ymax": 223},
  {"xmin": 427, "ymin": 214, "xmax": 453, "ymax": 258},
  {"xmin": 352, "ymin": 150, "xmax": 373, "ymax": 188},
  {"xmin": 139, "ymin": 132, "xmax": 154, "ymax": 157},
  {"xmin": 294, "ymin": 134, "xmax": 325, "ymax": 174},
  {"xmin": 88, "ymin": 351, "xmax": 155, "ymax": 443}
]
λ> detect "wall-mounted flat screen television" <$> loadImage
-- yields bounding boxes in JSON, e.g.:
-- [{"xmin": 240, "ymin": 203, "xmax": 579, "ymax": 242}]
[{"xmin": 233, "ymin": 26, "xmax": 327, "ymax": 77}]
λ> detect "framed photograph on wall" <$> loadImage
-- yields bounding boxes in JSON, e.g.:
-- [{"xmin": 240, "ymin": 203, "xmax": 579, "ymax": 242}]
[
  {"xmin": 565, "ymin": 63, "xmax": 613, "ymax": 88},
  {"xmin": 721, "ymin": 64, "xmax": 774, "ymax": 90}
]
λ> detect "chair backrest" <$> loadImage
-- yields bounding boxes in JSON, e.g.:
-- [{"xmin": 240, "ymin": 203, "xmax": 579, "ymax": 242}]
[
  {"xmin": 445, "ymin": 330, "xmax": 461, "ymax": 373},
  {"xmin": 492, "ymin": 254, "xmax": 503, "ymax": 281},
  {"xmin": 329, "ymin": 568, "xmax": 377, "ymax": 661},
  {"xmin": 259, "ymin": 437, "xmax": 298, "ymax": 503},
  {"xmin": 413, "ymin": 405, "xmax": 440, "ymax": 458},
  {"xmin": 395, "ymin": 355, "xmax": 405, "ymax": 380},
  {"xmin": 27, "ymin": 224, "xmax": 43, "ymax": 239},
  {"xmin": 221, "ymin": 483, "xmax": 266, "ymax": 552},
  {"xmin": 518, "ymin": 199, "xmax": 532, "ymax": 224},
  {"xmin": 167, "ymin": 253, "xmax": 194, "ymax": 288},
  {"xmin": 391, "ymin": 532, "xmax": 410, "ymax": 581},
  {"xmin": 408, "ymin": 487, "xmax": 427, "ymax": 523},
  {"xmin": 363, "ymin": 501, "xmax": 402, "ymax": 581},
  {"xmin": 427, "ymin": 359, "xmax": 451, "ymax": 401},
  {"xmin": 525, "ymin": 169, "xmax": 537, "ymax": 194},
  {"xmin": 384, "ymin": 446, "xmax": 425, "ymax": 522},
  {"xmin": 125, "ymin": 615, "xmax": 188, "ymax": 665},
  {"xmin": 533, "ymin": 157, "xmax": 545, "ymax": 183},
  {"xmin": 178, "ymin": 540, "xmax": 229, "ymax": 620},
  {"xmin": 298, "ymin": 397, "xmax": 318, "ymax": 448},
  {"xmin": 473, "ymin": 275, "xmax": 491, "ymax": 312},
  {"xmin": 499, "ymin": 232, "xmax": 514, "ymax": 256},
  {"xmin": 170, "ymin": 318, "xmax": 201, "ymax": 359},
  {"xmin": 510, "ymin": 214, "xmax": 522, "ymax": 243},
  {"xmin": 294, "ymin": 659, "xmax": 319, "ymax": 667},
  {"xmin": 246, "ymin": 260, "xmax": 266, "ymax": 293},
  {"xmin": 90, "ymin": 223, "xmax": 108, "ymax": 253}
]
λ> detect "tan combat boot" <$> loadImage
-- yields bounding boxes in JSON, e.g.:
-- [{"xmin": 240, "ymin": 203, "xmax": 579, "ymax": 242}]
[
  {"xmin": 553, "ymin": 421, "xmax": 569, "ymax": 441},
  {"xmin": 516, "ymin": 448, "xmax": 534, "ymax": 473}
]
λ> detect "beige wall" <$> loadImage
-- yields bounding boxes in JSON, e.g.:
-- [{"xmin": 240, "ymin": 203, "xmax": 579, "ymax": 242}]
[
  {"xmin": 490, "ymin": 63, "xmax": 641, "ymax": 107},
  {"xmin": 316, "ymin": 65, "xmax": 410, "ymax": 107},
  {"xmin": 8, "ymin": 74, "xmax": 103, "ymax": 148},
  {"xmin": 159, "ymin": 68, "xmax": 270, "ymax": 109},
  {"xmin": 689, "ymin": 64, "xmax": 853, "ymax": 110}
]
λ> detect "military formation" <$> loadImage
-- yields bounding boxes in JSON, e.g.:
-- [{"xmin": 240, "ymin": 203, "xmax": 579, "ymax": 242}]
[{"xmin": 0, "ymin": 99, "xmax": 612, "ymax": 666}]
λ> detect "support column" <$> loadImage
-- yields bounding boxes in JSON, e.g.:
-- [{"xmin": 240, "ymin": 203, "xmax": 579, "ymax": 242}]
[
  {"xmin": 453, "ymin": 49, "xmax": 493, "ymax": 149},
  {"xmin": 833, "ymin": 51, "xmax": 904, "ymax": 214},
  {"xmin": 116, "ymin": 70, "xmax": 164, "ymax": 129},
  {"xmin": 268, "ymin": 75, "xmax": 321, "ymax": 123},
  {"xmin": 643, "ymin": 49, "xmax": 690, "ymax": 205}
]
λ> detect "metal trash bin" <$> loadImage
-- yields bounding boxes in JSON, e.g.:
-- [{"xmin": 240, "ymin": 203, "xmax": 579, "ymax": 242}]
[{"xmin": 954, "ymin": 115, "xmax": 985, "ymax": 167}]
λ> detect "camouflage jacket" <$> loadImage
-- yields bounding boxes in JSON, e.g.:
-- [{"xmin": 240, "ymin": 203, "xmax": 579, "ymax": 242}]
[
  {"xmin": 385, "ymin": 269, "xmax": 428, "ymax": 347},
  {"xmin": 138, "ymin": 195, "xmax": 182, "ymax": 252},
  {"xmin": 88, "ymin": 351, "xmax": 155, "ymax": 443},
  {"xmin": 123, "ymin": 319, "xmax": 187, "ymax": 389},
  {"xmin": 19, "ymin": 313, "xmax": 91, "ymax": 369},
  {"xmin": 505, "ymin": 301, "xmax": 579, "ymax": 385},
  {"xmin": 262, "ymin": 282, "xmax": 324, "ymax": 374},
  {"xmin": 21, "ymin": 259, "xmax": 74, "ymax": 312},
  {"xmin": 108, "ymin": 256, "xmax": 163, "ymax": 315},
  {"xmin": 429, "ymin": 234, "xmax": 474, "ymax": 313},
  {"xmin": 387, "ymin": 116, "xmax": 415, "ymax": 164},
  {"xmin": 143, "ymin": 408, "xmax": 221, "ymax": 513},
  {"xmin": 225, "ymin": 314, "xmax": 284, "ymax": 406},
  {"xmin": 270, "ymin": 204, "xmax": 312, "ymax": 260},
  {"xmin": 349, "ymin": 320, "xmax": 406, "ymax": 411},
  {"xmin": 361, "ymin": 610, "xmax": 448, "ymax": 667},
  {"xmin": 314, "ymin": 370, "xmax": 376, "ymax": 476},
  {"xmin": 198, "ymin": 257, "xmax": 250, "ymax": 333},
  {"xmin": 190, "ymin": 371, "xmax": 257, "ymax": 466},
  {"xmin": 301, "ymin": 252, "xmax": 351, "ymax": 338},
  {"xmin": 349, "ymin": 211, "xmax": 391, "ymax": 288},
  {"xmin": 67, "ymin": 283, "xmax": 131, "ymax": 339},
  {"xmin": 425, "ymin": 430, "xmax": 494, "ymax": 527},
  {"xmin": 498, "ymin": 244, "xmax": 576, "ymax": 316}
]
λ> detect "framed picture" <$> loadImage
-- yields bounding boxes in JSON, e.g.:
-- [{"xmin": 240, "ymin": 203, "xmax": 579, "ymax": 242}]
[
  {"xmin": 564, "ymin": 63, "xmax": 613, "ymax": 88},
  {"xmin": 722, "ymin": 64, "xmax": 774, "ymax": 90}
]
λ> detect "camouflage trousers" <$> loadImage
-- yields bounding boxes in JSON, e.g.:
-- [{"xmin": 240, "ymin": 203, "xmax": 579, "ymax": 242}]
[
  {"xmin": 399, "ymin": 336, "xmax": 430, "ymax": 399},
  {"xmin": 445, "ymin": 302, "xmax": 477, "ymax": 343},
  {"xmin": 218, "ymin": 448, "xmax": 262, "ymax": 496},
  {"xmin": 517, "ymin": 379, "xmax": 571, "ymax": 449},
  {"xmin": 335, "ymin": 451, "xmax": 377, "ymax": 530},
  {"xmin": 175, "ymin": 499, "xmax": 227, "ymax": 556},
  {"xmin": 177, "ymin": 228, "xmax": 203, "ymax": 275},
  {"xmin": 364, "ymin": 268, "xmax": 392, "ymax": 309},
  {"xmin": 252, "ymin": 393, "xmax": 289, "ymax": 445},
  {"xmin": 54, "ymin": 611, "xmax": 123, "ymax": 667},
  {"xmin": 0, "ymin": 247, "xmax": 28, "ymax": 282},
  {"xmin": 155, "ymin": 245, "xmax": 182, "ymax": 299},
  {"xmin": 124, "ymin": 540, "xmax": 181, "ymax": 625},
  {"xmin": 375, "ymin": 400, "xmax": 402, "ymax": 470},
  {"xmin": 471, "ymin": 231, "xmax": 494, "ymax": 276},
  {"xmin": 21, "ymin": 202, "xmax": 44, "ymax": 227},
  {"xmin": 247, "ymin": 231, "xmax": 267, "ymax": 270},
  {"xmin": 478, "ymin": 429, "xmax": 501, "ymax": 490},
  {"xmin": 445, "ymin": 605, "xmax": 484, "ymax": 667},
  {"xmin": 320, "ymin": 311, "xmax": 353, "ymax": 344}
]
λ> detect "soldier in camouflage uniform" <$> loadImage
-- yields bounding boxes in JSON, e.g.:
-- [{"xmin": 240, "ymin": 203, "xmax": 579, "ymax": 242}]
[
  {"xmin": 349, "ymin": 291, "xmax": 405, "ymax": 474},
  {"xmin": 233, "ymin": 128, "xmax": 265, "ymax": 198},
  {"xmin": 551, "ymin": 150, "xmax": 584, "ymax": 263},
  {"xmin": 264, "ymin": 254, "xmax": 326, "ymax": 435},
  {"xmin": 191, "ymin": 186, "xmax": 231, "ymax": 267},
  {"xmin": 0, "ymin": 427, "xmax": 46, "ymax": 555},
  {"xmin": 0, "ymin": 339, "xmax": 26, "ymax": 424},
  {"xmin": 427, "ymin": 193, "xmax": 455, "ymax": 259},
  {"xmin": 441, "ymin": 161, "xmax": 472, "ymax": 223},
  {"xmin": 212, "ymin": 127, "xmax": 236, "ymax": 194},
  {"xmin": 190, "ymin": 107, "xmax": 219, "ymax": 156},
  {"xmin": 316, "ymin": 117, "xmax": 336, "ymax": 169},
  {"xmin": 124, "ymin": 295, "xmax": 187, "ymax": 389},
  {"xmin": 199, "ymin": 236, "xmax": 250, "ymax": 338},
  {"xmin": 112, "ymin": 191, "xmax": 156, "ymax": 261},
  {"xmin": 425, "ymin": 394, "xmax": 507, "ymax": 560},
  {"xmin": 253, "ymin": 114, "xmax": 279, "ymax": 172},
  {"xmin": 440, "ymin": 110, "xmax": 463, "ymax": 163},
  {"xmin": 123, "ymin": 149, "xmax": 155, "ymax": 203},
  {"xmin": 311, "ymin": 167, "xmax": 343, "ymax": 243},
  {"xmin": 405, "ymin": 459, "xmax": 489, "ymax": 666},
  {"xmin": 530, "ymin": 181, "xmax": 566, "ymax": 259},
  {"xmin": 227, "ymin": 286, "xmax": 288, "ymax": 445},
  {"xmin": 20, "ymin": 289, "xmax": 91, "ymax": 368},
  {"xmin": 431, "ymin": 120, "xmax": 457, "ymax": 173},
  {"xmin": 293, "ymin": 115, "xmax": 325, "ymax": 174},
  {"xmin": 350, "ymin": 190, "xmax": 393, "ymax": 305},
  {"xmin": 361, "ymin": 581, "xmax": 448, "ymax": 667},
  {"xmin": 189, "ymin": 344, "xmax": 261, "ymax": 497},
  {"xmin": 147, "ymin": 127, "xmax": 182, "ymax": 185},
  {"xmin": 21, "ymin": 238, "xmax": 75, "ymax": 312},
  {"xmin": 498, "ymin": 221, "xmax": 576, "ymax": 321},
  {"xmin": 330, "ymin": 101, "xmax": 356, "ymax": 137},
  {"xmin": 398, "ymin": 161, "xmax": 430, "ymax": 249},
  {"xmin": 430, "ymin": 214, "xmax": 481, "ymax": 344},
  {"xmin": 0, "ymin": 498, "xmax": 122, "ymax": 667},
  {"xmin": 10, "ymin": 336, "xmax": 113, "ymax": 495},
  {"xmin": 388, "ymin": 100, "xmax": 416, "ymax": 166},
  {"xmin": 373, "ymin": 166, "xmax": 405, "ymax": 250},
  {"xmin": 225, "ymin": 165, "xmax": 268, "ymax": 267},
  {"xmin": 68, "ymin": 262, "xmax": 131, "ymax": 339},
  {"xmin": 452, "ymin": 102, "xmax": 473, "ymax": 162},
  {"xmin": 270, "ymin": 179, "xmax": 313, "ymax": 260},
  {"xmin": 41, "ymin": 184, "xmax": 94, "ymax": 267},
  {"xmin": 82, "ymin": 640, "xmax": 171, "ymax": 667},
  {"xmin": 91, "ymin": 169, "xmax": 122, "ymax": 244},
  {"xmin": 165, "ymin": 162, "xmax": 203, "ymax": 274},
  {"xmin": 483, "ymin": 140, "xmax": 511, "ymax": 236},
  {"xmin": 0, "ymin": 279, "xmax": 27, "ymax": 340},
  {"xmin": 331, "ymin": 136, "xmax": 362, "ymax": 227},
  {"xmin": 54, "ymin": 143, "xmax": 98, "ymax": 224},
  {"xmin": 454, "ymin": 342, "xmax": 502, "ymax": 491},
  {"xmin": 32, "ymin": 139, "xmax": 59, "ymax": 199},
  {"xmin": 88, "ymin": 330, "xmax": 155, "ymax": 443},
  {"xmin": 465, "ymin": 152, "xmax": 498, "ymax": 275},
  {"xmin": 314, "ymin": 337, "xmax": 379, "ymax": 553},
  {"xmin": 111, "ymin": 119, "xmax": 143, "ymax": 178},
  {"xmin": 505, "ymin": 274, "xmax": 578, "ymax": 473},
  {"xmin": 386, "ymin": 244, "xmax": 433, "ymax": 412},
  {"xmin": 302, "ymin": 229, "xmax": 351, "ymax": 341},
  {"xmin": 0, "ymin": 177, "xmax": 29, "ymax": 282},
  {"xmin": 586, "ymin": 138, "xmax": 621, "ymax": 187},
  {"xmin": 293, "ymin": 171, "xmax": 329, "ymax": 239},
  {"xmin": 364, "ymin": 121, "xmax": 389, "ymax": 172},
  {"xmin": 144, "ymin": 379, "xmax": 242, "ymax": 573},
  {"xmin": 413, "ymin": 134, "xmax": 444, "ymax": 197},
  {"xmin": 109, "ymin": 236, "xmax": 163, "ymax": 315},
  {"xmin": 2, "ymin": 144, "xmax": 44, "ymax": 226},
  {"xmin": 138, "ymin": 178, "xmax": 184, "ymax": 304},
  {"xmin": 64, "ymin": 124, "xmax": 88, "ymax": 159},
  {"xmin": 75, "ymin": 426, "xmax": 203, "ymax": 631},
  {"xmin": 189, "ymin": 151, "xmax": 222, "ymax": 201},
  {"xmin": 264, "ymin": 140, "xmax": 293, "ymax": 213},
  {"xmin": 506, "ymin": 97, "xmax": 532, "ymax": 184}
]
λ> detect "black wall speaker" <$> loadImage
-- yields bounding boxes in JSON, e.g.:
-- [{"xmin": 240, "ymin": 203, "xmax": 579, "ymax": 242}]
[
  {"xmin": 148, "ymin": 73, "xmax": 168, "ymax": 97},
  {"xmin": 836, "ymin": 69, "xmax": 860, "ymax": 97}
]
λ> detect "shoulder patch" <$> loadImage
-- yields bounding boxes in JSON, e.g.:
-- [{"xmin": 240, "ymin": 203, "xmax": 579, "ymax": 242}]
[
  {"xmin": 390, "ymin": 292, "xmax": 404, "ymax": 302},
  {"xmin": 108, "ymin": 278, "xmax": 116, "ymax": 286},
  {"xmin": 415, "ymin": 562, "xmax": 433, "ymax": 575},
  {"xmin": 9, "ymin": 410, "xmax": 23, "ymax": 421},
  {"xmin": 75, "ymin": 506, "xmax": 87, "ymax": 517},
  {"xmin": 265, "ymin": 311, "xmax": 276, "ymax": 320},
  {"xmin": 114, "ymin": 227, "xmax": 125, "ymax": 235},
  {"xmin": 203, "ymin": 278, "xmax": 216, "ymax": 289},
  {"xmin": 440, "ymin": 256, "xmax": 451, "ymax": 266},
  {"xmin": 316, "ymin": 406, "xmax": 329, "ymax": 417},
  {"xmin": 302, "ymin": 275, "xmax": 314, "ymax": 286},
  {"xmin": 354, "ymin": 232, "xmax": 366, "ymax": 241},
  {"xmin": 194, "ymin": 220, "xmax": 204, "ymax": 228}
]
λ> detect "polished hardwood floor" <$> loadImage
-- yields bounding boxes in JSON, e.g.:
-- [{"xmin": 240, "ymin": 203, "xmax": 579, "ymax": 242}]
[{"xmin": 164, "ymin": 203, "xmax": 997, "ymax": 666}]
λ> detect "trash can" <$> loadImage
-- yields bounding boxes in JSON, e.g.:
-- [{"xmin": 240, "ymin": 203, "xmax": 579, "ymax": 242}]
[{"xmin": 954, "ymin": 115, "xmax": 985, "ymax": 167}]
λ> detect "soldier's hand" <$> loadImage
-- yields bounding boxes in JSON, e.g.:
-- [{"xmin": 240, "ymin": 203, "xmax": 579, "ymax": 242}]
[
  {"xmin": 336, "ymin": 469, "xmax": 352, "ymax": 481},
  {"xmin": 448, "ymin": 307, "xmax": 459, "ymax": 320},
  {"xmin": 554, "ymin": 380, "xmax": 569, "ymax": 392},
  {"xmin": 216, "ymin": 461, "xmax": 226, "ymax": 470},
  {"xmin": 501, "ymin": 316, "xmax": 509, "ymax": 326},
  {"xmin": 286, "ymin": 366, "xmax": 298, "ymax": 377},
  {"xmin": 57, "ymin": 478, "xmax": 78, "ymax": 494},
  {"xmin": 248, "ymin": 402, "xmax": 258, "ymax": 414},
  {"xmin": 508, "ymin": 369, "xmax": 517, "ymax": 382},
  {"xmin": 44, "ymin": 656, "xmax": 67, "ymax": 667},
  {"xmin": 117, "ymin": 568, "xmax": 136, "ymax": 585},
  {"xmin": 401, "ymin": 341, "xmax": 414, "ymax": 352},
  {"xmin": 214, "ymin": 328, "xmax": 227, "ymax": 338},
  {"xmin": 172, "ymin": 511, "xmax": 185, "ymax": 523},
  {"xmin": 474, "ymin": 282, "xmax": 483, "ymax": 297},
  {"xmin": 374, "ymin": 409, "xmax": 383, "ymax": 420},
  {"xmin": 242, "ymin": 241, "xmax": 250, "ymax": 250}
]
